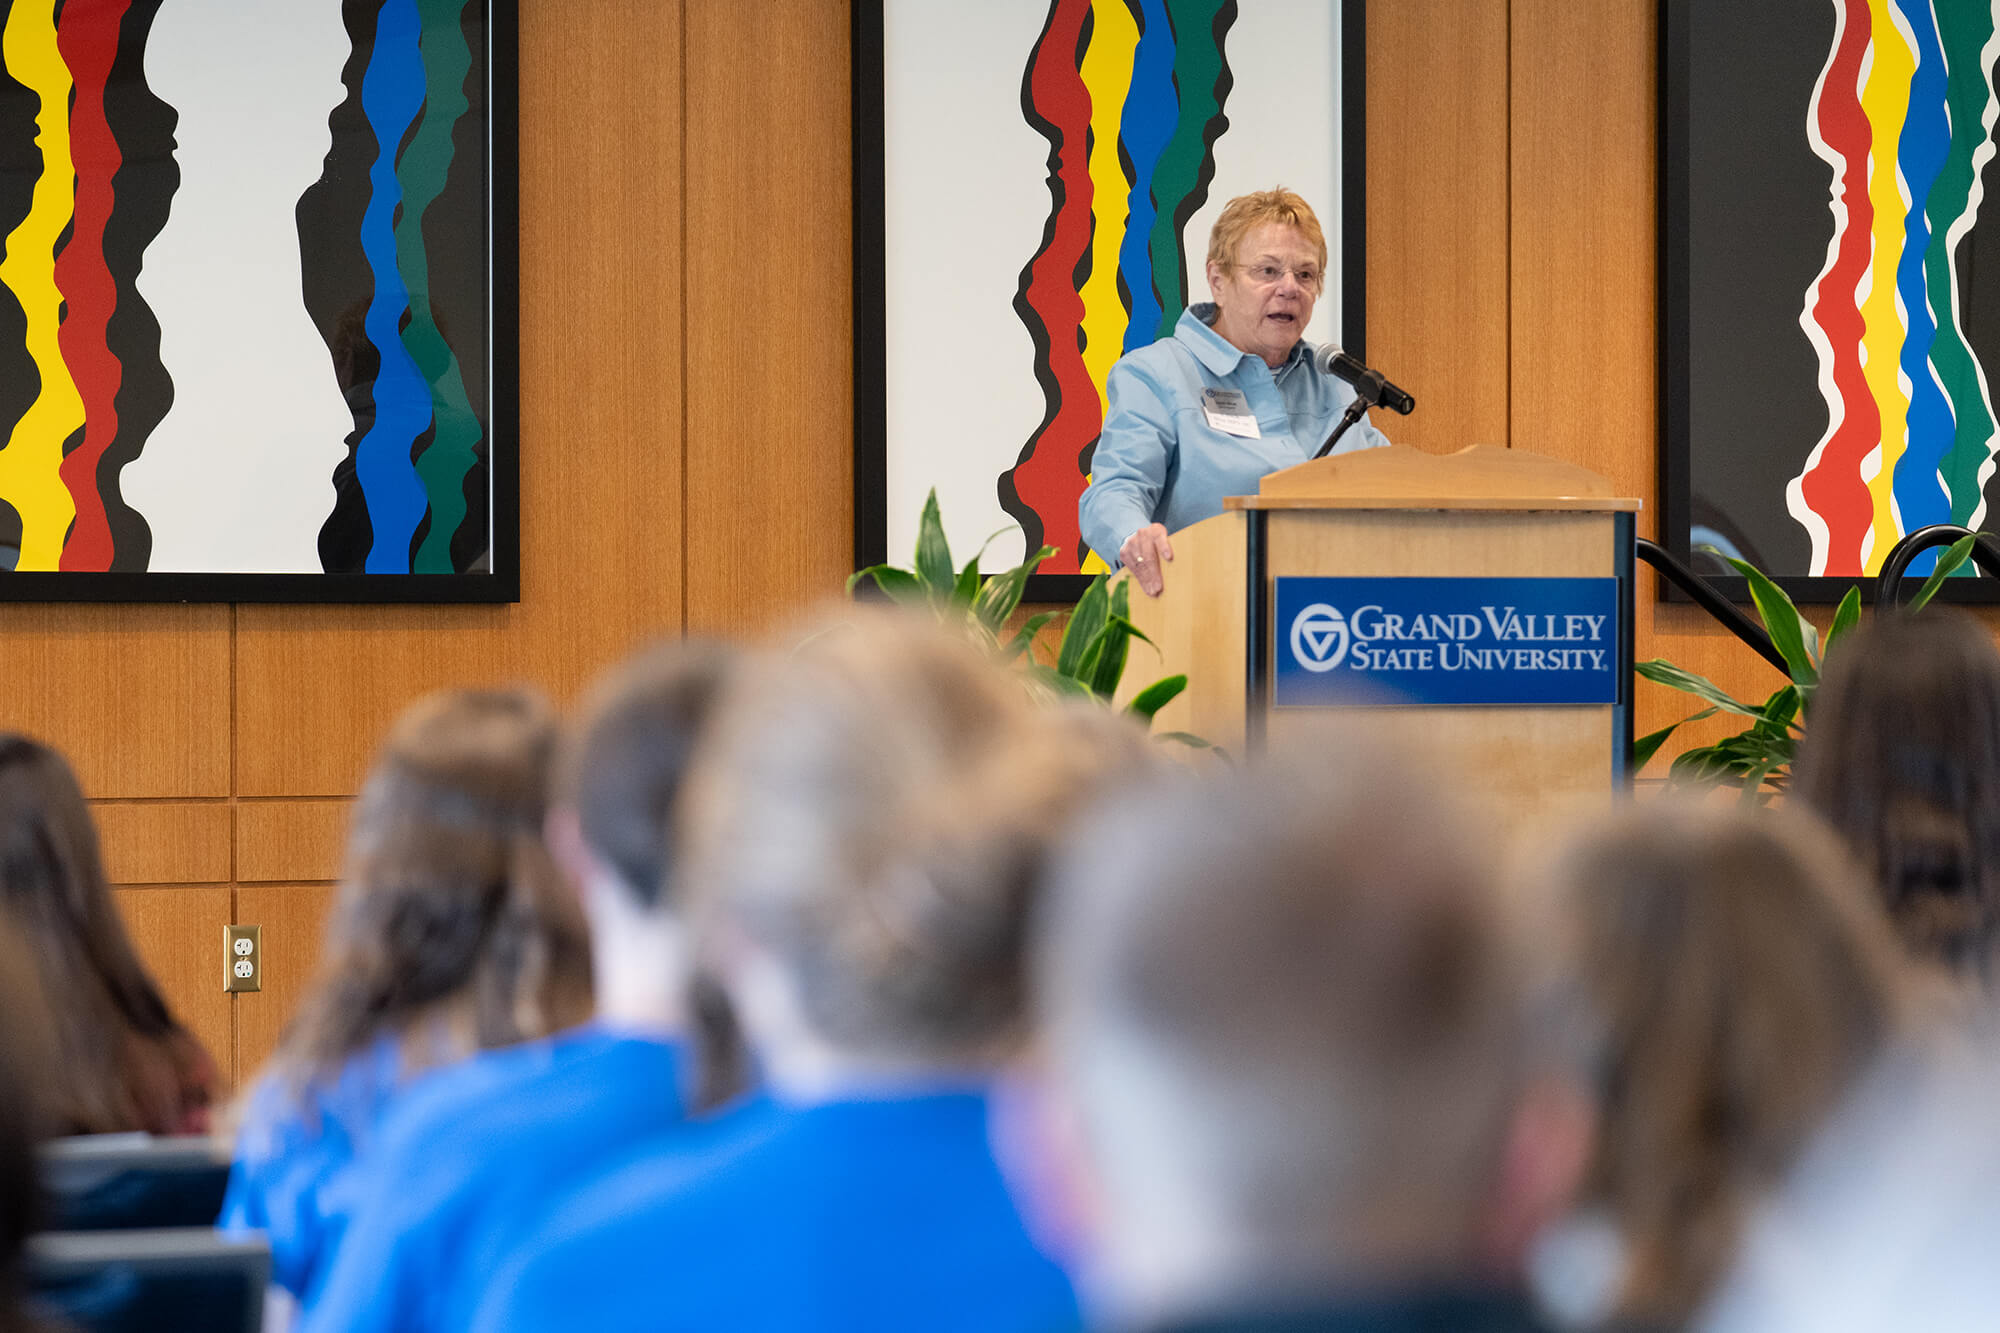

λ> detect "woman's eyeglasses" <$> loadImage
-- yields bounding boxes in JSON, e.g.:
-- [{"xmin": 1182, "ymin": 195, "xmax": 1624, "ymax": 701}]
[{"xmin": 1236, "ymin": 261, "xmax": 1323, "ymax": 292}]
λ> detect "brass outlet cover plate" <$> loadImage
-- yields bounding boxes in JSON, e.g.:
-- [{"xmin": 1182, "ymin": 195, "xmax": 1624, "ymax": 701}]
[{"xmin": 224, "ymin": 924, "xmax": 262, "ymax": 994}]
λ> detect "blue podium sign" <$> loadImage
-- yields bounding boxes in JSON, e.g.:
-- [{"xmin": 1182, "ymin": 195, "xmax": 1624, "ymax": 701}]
[{"xmin": 1273, "ymin": 577, "xmax": 1620, "ymax": 707}]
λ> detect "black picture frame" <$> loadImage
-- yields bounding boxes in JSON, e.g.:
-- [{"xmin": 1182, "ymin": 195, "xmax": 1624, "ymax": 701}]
[
  {"xmin": 0, "ymin": 0, "xmax": 519, "ymax": 604},
  {"xmin": 1658, "ymin": 0, "xmax": 2000, "ymax": 605},
  {"xmin": 853, "ymin": 0, "xmax": 1368, "ymax": 605}
]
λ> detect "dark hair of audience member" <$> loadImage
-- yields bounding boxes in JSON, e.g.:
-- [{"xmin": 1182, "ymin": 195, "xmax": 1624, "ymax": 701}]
[
  {"xmin": 0, "ymin": 734, "xmax": 216, "ymax": 1136},
  {"xmin": 0, "ymin": 924, "xmax": 52, "ymax": 1333},
  {"xmin": 555, "ymin": 641, "xmax": 749, "ymax": 1109},
  {"xmin": 1793, "ymin": 608, "xmax": 2000, "ymax": 981},
  {"xmin": 267, "ymin": 688, "xmax": 592, "ymax": 1099},
  {"xmin": 683, "ymin": 609, "xmax": 1155, "ymax": 1065},
  {"xmin": 1538, "ymin": 803, "xmax": 1908, "ymax": 1326}
]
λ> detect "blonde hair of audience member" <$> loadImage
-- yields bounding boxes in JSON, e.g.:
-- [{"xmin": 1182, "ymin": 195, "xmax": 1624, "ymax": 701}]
[
  {"xmin": 1793, "ymin": 609, "xmax": 2000, "ymax": 982},
  {"xmin": 681, "ymin": 608, "xmax": 1157, "ymax": 1089},
  {"xmin": 1036, "ymin": 750, "xmax": 1586, "ymax": 1323},
  {"xmin": 266, "ymin": 689, "xmax": 592, "ymax": 1100},
  {"xmin": 0, "ymin": 735, "xmax": 216, "ymax": 1136},
  {"xmin": 0, "ymin": 924, "xmax": 53, "ymax": 1333},
  {"xmin": 1203, "ymin": 186, "xmax": 1328, "ymax": 275},
  {"xmin": 548, "ymin": 641, "xmax": 749, "ymax": 1111},
  {"xmin": 1537, "ymin": 803, "xmax": 1909, "ymax": 1327}
]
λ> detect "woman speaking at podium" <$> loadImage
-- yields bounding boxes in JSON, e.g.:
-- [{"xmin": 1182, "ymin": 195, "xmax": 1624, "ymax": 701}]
[{"xmin": 1079, "ymin": 188, "xmax": 1391, "ymax": 597}]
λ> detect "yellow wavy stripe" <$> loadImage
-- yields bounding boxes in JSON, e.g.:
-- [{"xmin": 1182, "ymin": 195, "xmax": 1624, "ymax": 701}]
[
  {"xmin": 1077, "ymin": 0, "xmax": 1139, "ymax": 418},
  {"xmin": 0, "ymin": 0, "xmax": 80, "ymax": 571},
  {"xmin": 1859, "ymin": 0, "xmax": 1916, "ymax": 569}
]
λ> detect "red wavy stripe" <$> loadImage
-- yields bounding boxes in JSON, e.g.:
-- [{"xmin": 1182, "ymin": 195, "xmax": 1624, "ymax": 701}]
[
  {"xmin": 1011, "ymin": 0, "xmax": 1098, "ymax": 570},
  {"xmin": 53, "ymin": 0, "xmax": 132, "ymax": 572},
  {"xmin": 1799, "ymin": 0, "xmax": 1877, "ymax": 576}
]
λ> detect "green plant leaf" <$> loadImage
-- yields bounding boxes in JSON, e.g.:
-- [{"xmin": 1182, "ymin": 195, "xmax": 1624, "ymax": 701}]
[
  {"xmin": 1088, "ymin": 622, "xmax": 1131, "ymax": 698},
  {"xmin": 1126, "ymin": 674, "xmax": 1187, "ymax": 721},
  {"xmin": 1908, "ymin": 533, "xmax": 1980, "ymax": 613},
  {"xmin": 1155, "ymin": 730, "xmax": 1220, "ymax": 754},
  {"xmin": 1021, "ymin": 663, "xmax": 1091, "ymax": 699},
  {"xmin": 973, "ymin": 545, "xmax": 1056, "ymax": 634},
  {"xmin": 1056, "ymin": 574, "xmax": 1111, "ymax": 679},
  {"xmin": 953, "ymin": 555, "xmax": 982, "ymax": 608},
  {"xmin": 1737, "ymin": 760, "xmax": 1775, "ymax": 807},
  {"xmin": 1630, "ymin": 707, "xmax": 1718, "ymax": 773},
  {"xmin": 1000, "ymin": 610, "xmax": 1059, "ymax": 663},
  {"xmin": 914, "ymin": 489, "xmax": 954, "ymax": 599},
  {"xmin": 847, "ymin": 565, "xmax": 928, "ymax": 608},
  {"xmin": 1634, "ymin": 659, "xmax": 1765, "ymax": 718},
  {"xmin": 1721, "ymin": 554, "xmax": 1818, "ymax": 686},
  {"xmin": 1823, "ymin": 586, "xmax": 1863, "ymax": 658}
]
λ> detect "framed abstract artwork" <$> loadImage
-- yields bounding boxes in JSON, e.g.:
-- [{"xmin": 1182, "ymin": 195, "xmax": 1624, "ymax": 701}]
[
  {"xmin": 854, "ymin": 0, "xmax": 1366, "ymax": 599},
  {"xmin": 0, "ymin": 0, "xmax": 516, "ymax": 602},
  {"xmin": 1663, "ymin": 0, "xmax": 2000, "ymax": 600}
]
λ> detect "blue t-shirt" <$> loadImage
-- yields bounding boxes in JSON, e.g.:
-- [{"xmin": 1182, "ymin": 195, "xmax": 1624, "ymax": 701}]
[
  {"xmin": 219, "ymin": 1036, "xmax": 406, "ymax": 1300},
  {"xmin": 1078, "ymin": 303, "xmax": 1390, "ymax": 568},
  {"xmin": 471, "ymin": 1090, "xmax": 1079, "ymax": 1333},
  {"xmin": 299, "ymin": 1025, "xmax": 687, "ymax": 1333}
]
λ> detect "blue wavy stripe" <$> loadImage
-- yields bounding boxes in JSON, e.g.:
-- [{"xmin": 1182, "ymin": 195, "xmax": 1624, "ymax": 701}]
[
  {"xmin": 1888, "ymin": 0, "xmax": 1956, "ymax": 570},
  {"xmin": 354, "ymin": 0, "xmax": 434, "ymax": 574},
  {"xmin": 1118, "ymin": 0, "xmax": 1178, "ymax": 353}
]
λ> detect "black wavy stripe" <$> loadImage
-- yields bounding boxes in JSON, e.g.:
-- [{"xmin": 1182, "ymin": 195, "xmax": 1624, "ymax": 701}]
[
  {"xmin": 306, "ymin": 0, "xmax": 386, "ymax": 574},
  {"xmin": 98, "ymin": 0, "xmax": 176, "ymax": 570},
  {"xmin": 1969, "ymin": 44, "xmax": 2000, "ymax": 531},
  {"xmin": 0, "ymin": 53, "xmax": 40, "ymax": 466},
  {"xmin": 434, "ymin": 0, "xmax": 490, "ymax": 571}
]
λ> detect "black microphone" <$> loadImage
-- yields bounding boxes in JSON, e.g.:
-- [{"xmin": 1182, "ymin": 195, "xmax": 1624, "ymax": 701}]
[{"xmin": 1314, "ymin": 344, "xmax": 1416, "ymax": 415}]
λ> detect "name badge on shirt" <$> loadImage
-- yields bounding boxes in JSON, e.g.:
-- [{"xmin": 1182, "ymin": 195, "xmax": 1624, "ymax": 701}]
[{"xmin": 1201, "ymin": 388, "xmax": 1261, "ymax": 438}]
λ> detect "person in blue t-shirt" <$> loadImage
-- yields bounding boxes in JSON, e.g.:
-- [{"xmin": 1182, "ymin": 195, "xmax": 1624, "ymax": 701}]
[
  {"xmin": 470, "ymin": 609, "xmax": 1156, "ymax": 1333},
  {"xmin": 299, "ymin": 642, "xmax": 743, "ymax": 1333},
  {"xmin": 220, "ymin": 688, "xmax": 591, "ymax": 1304}
]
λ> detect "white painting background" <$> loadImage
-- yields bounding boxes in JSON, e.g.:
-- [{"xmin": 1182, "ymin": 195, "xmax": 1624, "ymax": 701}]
[
  {"xmin": 121, "ymin": 0, "xmax": 354, "ymax": 574},
  {"xmin": 881, "ymin": 0, "xmax": 1349, "ymax": 572}
]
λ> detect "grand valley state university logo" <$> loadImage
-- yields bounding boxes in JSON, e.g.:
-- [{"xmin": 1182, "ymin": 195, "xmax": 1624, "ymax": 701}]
[
  {"xmin": 1274, "ymin": 577, "xmax": 1620, "ymax": 708},
  {"xmin": 1289, "ymin": 604, "xmax": 1351, "ymax": 671}
]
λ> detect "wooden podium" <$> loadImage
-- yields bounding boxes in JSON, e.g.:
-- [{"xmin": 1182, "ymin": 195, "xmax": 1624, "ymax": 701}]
[{"xmin": 1112, "ymin": 445, "xmax": 1641, "ymax": 822}]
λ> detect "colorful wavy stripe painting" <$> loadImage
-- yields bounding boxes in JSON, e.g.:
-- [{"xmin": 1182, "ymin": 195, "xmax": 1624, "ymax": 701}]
[
  {"xmin": 999, "ymin": 0, "xmax": 1237, "ymax": 574},
  {"xmin": 1788, "ymin": 0, "xmax": 2000, "ymax": 576},
  {"xmin": 0, "ymin": 0, "xmax": 492, "ymax": 578}
]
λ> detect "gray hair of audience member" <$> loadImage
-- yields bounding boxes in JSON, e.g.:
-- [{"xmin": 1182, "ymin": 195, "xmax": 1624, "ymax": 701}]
[
  {"xmin": 271, "ymin": 688, "xmax": 592, "ymax": 1096},
  {"xmin": 1792, "ymin": 608, "xmax": 2000, "ymax": 982},
  {"xmin": 1536, "ymin": 802, "xmax": 1909, "ymax": 1327},
  {"xmin": 681, "ymin": 607, "xmax": 1158, "ymax": 1065},
  {"xmin": 1037, "ymin": 751, "xmax": 1534, "ymax": 1298},
  {"xmin": 555, "ymin": 640, "xmax": 749, "ymax": 1107}
]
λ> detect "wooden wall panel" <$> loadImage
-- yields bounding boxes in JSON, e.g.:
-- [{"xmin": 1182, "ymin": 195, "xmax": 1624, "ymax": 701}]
[
  {"xmin": 0, "ymin": 607, "xmax": 230, "ymax": 799},
  {"xmin": 1365, "ymin": 0, "xmax": 1510, "ymax": 454},
  {"xmin": 237, "ymin": 800, "xmax": 352, "ymax": 884},
  {"xmin": 234, "ymin": 885, "xmax": 340, "ymax": 1082},
  {"xmin": 682, "ymin": 0, "xmax": 854, "ymax": 636},
  {"xmin": 113, "ymin": 886, "xmax": 235, "ymax": 1095},
  {"xmin": 232, "ymin": 0, "xmax": 688, "ymax": 797},
  {"xmin": 95, "ymin": 803, "xmax": 231, "ymax": 886}
]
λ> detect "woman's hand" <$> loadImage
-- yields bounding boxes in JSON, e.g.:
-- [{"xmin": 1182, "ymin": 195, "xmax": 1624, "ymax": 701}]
[{"xmin": 1119, "ymin": 524, "xmax": 1174, "ymax": 597}]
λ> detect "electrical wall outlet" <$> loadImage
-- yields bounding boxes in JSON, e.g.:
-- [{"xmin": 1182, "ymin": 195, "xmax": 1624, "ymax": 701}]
[{"xmin": 224, "ymin": 925, "xmax": 262, "ymax": 994}]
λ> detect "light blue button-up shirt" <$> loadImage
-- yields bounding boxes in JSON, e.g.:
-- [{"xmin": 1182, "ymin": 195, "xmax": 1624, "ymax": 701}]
[{"xmin": 1078, "ymin": 303, "xmax": 1391, "ymax": 568}]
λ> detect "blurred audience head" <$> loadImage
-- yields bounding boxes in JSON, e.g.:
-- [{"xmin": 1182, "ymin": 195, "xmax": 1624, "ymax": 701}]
[
  {"xmin": 550, "ymin": 640, "xmax": 746, "ymax": 1107},
  {"xmin": 1531, "ymin": 801, "xmax": 1909, "ymax": 1327},
  {"xmin": 0, "ymin": 923, "xmax": 50, "ymax": 1333},
  {"xmin": 0, "ymin": 734, "xmax": 215, "ymax": 1135},
  {"xmin": 271, "ymin": 688, "xmax": 591, "ymax": 1094},
  {"xmin": 1036, "ymin": 748, "xmax": 1579, "ymax": 1325},
  {"xmin": 1793, "ymin": 608, "xmax": 2000, "ymax": 982},
  {"xmin": 683, "ymin": 607, "xmax": 1154, "ymax": 1087}
]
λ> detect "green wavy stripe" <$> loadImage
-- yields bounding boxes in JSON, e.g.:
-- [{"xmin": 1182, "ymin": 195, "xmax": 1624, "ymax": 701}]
[
  {"xmin": 397, "ymin": 0, "xmax": 480, "ymax": 574},
  {"xmin": 1929, "ymin": 2, "xmax": 2000, "ymax": 527},
  {"xmin": 1146, "ymin": 0, "xmax": 1235, "ymax": 340}
]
